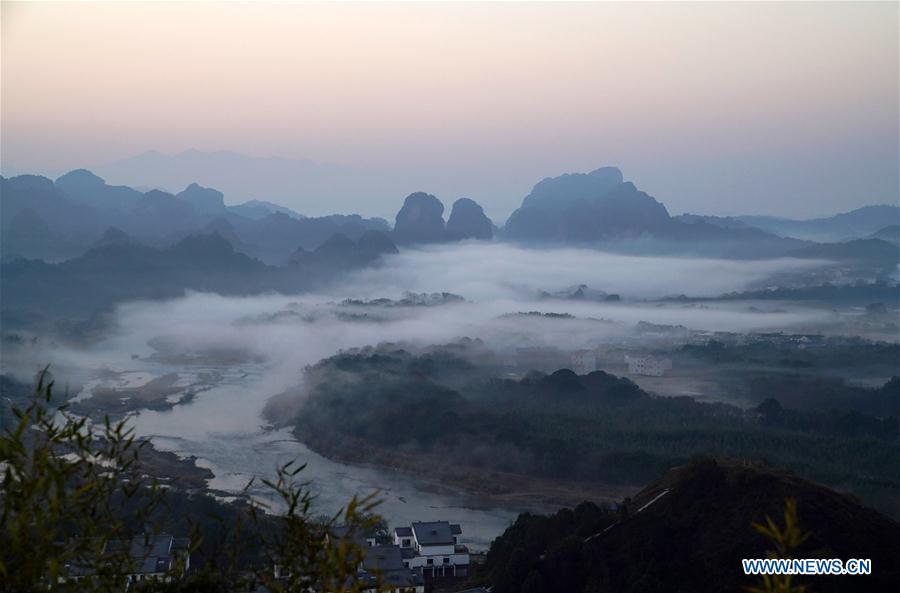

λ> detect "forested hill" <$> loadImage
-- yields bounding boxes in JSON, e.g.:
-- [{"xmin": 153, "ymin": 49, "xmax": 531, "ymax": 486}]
[
  {"xmin": 278, "ymin": 343, "xmax": 900, "ymax": 518},
  {"xmin": 480, "ymin": 458, "xmax": 900, "ymax": 593}
]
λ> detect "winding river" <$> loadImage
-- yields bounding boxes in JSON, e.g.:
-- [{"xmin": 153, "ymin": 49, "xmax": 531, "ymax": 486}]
[{"xmin": 124, "ymin": 363, "xmax": 521, "ymax": 550}]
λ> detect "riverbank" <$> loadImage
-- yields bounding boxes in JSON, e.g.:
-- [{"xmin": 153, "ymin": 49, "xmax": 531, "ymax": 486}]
[
  {"xmin": 68, "ymin": 369, "xmax": 224, "ymax": 418},
  {"xmin": 296, "ymin": 429, "xmax": 638, "ymax": 512},
  {"xmin": 136, "ymin": 441, "xmax": 216, "ymax": 490}
]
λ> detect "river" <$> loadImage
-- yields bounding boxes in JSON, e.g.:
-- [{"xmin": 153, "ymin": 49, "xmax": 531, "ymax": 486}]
[
  {"xmin": 22, "ymin": 247, "xmax": 834, "ymax": 548},
  {"xmin": 124, "ymin": 363, "xmax": 521, "ymax": 550}
]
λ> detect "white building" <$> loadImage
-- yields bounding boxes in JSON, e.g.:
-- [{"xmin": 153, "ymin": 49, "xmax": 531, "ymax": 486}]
[
  {"xmin": 393, "ymin": 521, "xmax": 469, "ymax": 578},
  {"xmin": 625, "ymin": 355, "xmax": 672, "ymax": 377},
  {"xmin": 279, "ymin": 528, "xmax": 424, "ymax": 593},
  {"xmin": 571, "ymin": 349, "xmax": 598, "ymax": 374}
]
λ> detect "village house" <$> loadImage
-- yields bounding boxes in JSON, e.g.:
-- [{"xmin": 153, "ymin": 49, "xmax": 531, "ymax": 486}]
[
  {"xmin": 625, "ymin": 354, "xmax": 673, "ymax": 377},
  {"xmin": 276, "ymin": 524, "xmax": 425, "ymax": 592},
  {"xmin": 62, "ymin": 533, "xmax": 191, "ymax": 590},
  {"xmin": 275, "ymin": 520, "xmax": 468, "ymax": 590},
  {"xmin": 393, "ymin": 521, "xmax": 470, "ymax": 578},
  {"xmin": 358, "ymin": 544, "xmax": 426, "ymax": 593}
]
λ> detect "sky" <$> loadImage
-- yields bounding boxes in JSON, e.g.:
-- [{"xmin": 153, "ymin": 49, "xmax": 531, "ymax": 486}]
[{"xmin": 1, "ymin": 1, "xmax": 898, "ymax": 221}]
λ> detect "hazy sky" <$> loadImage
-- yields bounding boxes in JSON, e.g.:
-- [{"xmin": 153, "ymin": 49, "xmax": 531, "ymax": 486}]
[{"xmin": 2, "ymin": 1, "xmax": 897, "ymax": 220}]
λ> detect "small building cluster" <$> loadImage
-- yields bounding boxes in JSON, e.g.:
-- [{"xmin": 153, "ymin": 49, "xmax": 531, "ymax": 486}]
[
  {"xmin": 356, "ymin": 544, "xmax": 426, "ymax": 593},
  {"xmin": 62, "ymin": 533, "xmax": 191, "ymax": 589},
  {"xmin": 393, "ymin": 520, "xmax": 469, "ymax": 578},
  {"xmin": 625, "ymin": 355, "xmax": 673, "ymax": 377},
  {"xmin": 279, "ymin": 520, "xmax": 470, "ymax": 592}
]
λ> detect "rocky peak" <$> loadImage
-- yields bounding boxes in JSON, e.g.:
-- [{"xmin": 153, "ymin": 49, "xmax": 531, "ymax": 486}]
[
  {"xmin": 446, "ymin": 198, "xmax": 493, "ymax": 240},
  {"xmin": 393, "ymin": 192, "xmax": 446, "ymax": 244},
  {"xmin": 176, "ymin": 183, "xmax": 226, "ymax": 215}
]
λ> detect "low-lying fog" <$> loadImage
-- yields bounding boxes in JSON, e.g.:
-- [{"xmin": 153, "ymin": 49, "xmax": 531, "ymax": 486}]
[
  {"xmin": 5, "ymin": 244, "xmax": 840, "ymax": 546},
  {"xmin": 10, "ymin": 244, "xmax": 833, "ymax": 387},
  {"xmin": 344, "ymin": 243, "xmax": 826, "ymax": 301}
]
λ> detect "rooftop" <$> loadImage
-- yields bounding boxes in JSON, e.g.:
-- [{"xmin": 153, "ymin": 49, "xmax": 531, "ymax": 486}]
[
  {"xmin": 67, "ymin": 534, "xmax": 189, "ymax": 577},
  {"xmin": 362, "ymin": 545, "xmax": 405, "ymax": 573},
  {"xmin": 411, "ymin": 521, "xmax": 461, "ymax": 546}
]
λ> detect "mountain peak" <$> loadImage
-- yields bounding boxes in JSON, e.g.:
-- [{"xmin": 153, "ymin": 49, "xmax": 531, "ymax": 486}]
[
  {"xmin": 55, "ymin": 168, "xmax": 106, "ymax": 187},
  {"xmin": 447, "ymin": 197, "xmax": 493, "ymax": 240},
  {"xmin": 95, "ymin": 226, "xmax": 133, "ymax": 247},
  {"xmin": 588, "ymin": 166, "xmax": 624, "ymax": 183},
  {"xmin": 315, "ymin": 232, "xmax": 357, "ymax": 255},
  {"xmin": 504, "ymin": 166, "xmax": 669, "ymax": 242},
  {"xmin": 142, "ymin": 189, "xmax": 177, "ymax": 200},
  {"xmin": 393, "ymin": 192, "xmax": 446, "ymax": 244},
  {"xmin": 167, "ymin": 232, "xmax": 236, "ymax": 258},
  {"xmin": 176, "ymin": 182, "xmax": 225, "ymax": 215}
]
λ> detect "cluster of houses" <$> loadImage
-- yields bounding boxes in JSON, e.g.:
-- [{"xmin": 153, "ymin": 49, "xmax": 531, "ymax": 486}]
[
  {"xmin": 276, "ymin": 519, "xmax": 471, "ymax": 592},
  {"xmin": 357, "ymin": 520, "xmax": 471, "ymax": 592},
  {"xmin": 572, "ymin": 349, "xmax": 674, "ymax": 377},
  {"xmin": 61, "ymin": 533, "xmax": 191, "ymax": 588},
  {"xmin": 510, "ymin": 322, "xmax": 839, "ymax": 380},
  {"xmin": 392, "ymin": 521, "xmax": 470, "ymax": 579},
  {"xmin": 66, "ymin": 521, "xmax": 469, "ymax": 592},
  {"xmin": 624, "ymin": 354, "xmax": 673, "ymax": 377},
  {"xmin": 514, "ymin": 346, "xmax": 677, "ymax": 377}
]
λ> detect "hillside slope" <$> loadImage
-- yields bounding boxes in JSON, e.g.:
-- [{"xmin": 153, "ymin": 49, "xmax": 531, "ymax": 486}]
[{"xmin": 482, "ymin": 458, "xmax": 900, "ymax": 593}]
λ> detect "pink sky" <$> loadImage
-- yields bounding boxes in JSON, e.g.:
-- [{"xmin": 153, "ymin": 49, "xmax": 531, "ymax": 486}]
[{"xmin": 2, "ymin": 1, "xmax": 897, "ymax": 219}]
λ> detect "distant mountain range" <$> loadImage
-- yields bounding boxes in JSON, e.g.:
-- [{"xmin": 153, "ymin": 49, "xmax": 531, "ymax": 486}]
[
  {"xmin": 790, "ymin": 238, "xmax": 900, "ymax": 269},
  {"xmin": 499, "ymin": 167, "xmax": 807, "ymax": 258},
  {"xmin": 0, "ymin": 171, "xmax": 390, "ymax": 264},
  {"xmin": 228, "ymin": 199, "xmax": 305, "ymax": 220},
  {"xmin": 733, "ymin": 205, "xmax": 900, "ymax": 242},
  {"xmin": 676, "ymin": 206, "xmax": 900, "ymax": 243},
  {"xmin": 2, "ymin": 163, "xmax": 897, "ymax": 329},
  {"xmin": 1, "ymin": 230, "xmax": 398, "ymax": 329},
  {"xmin": 3, "ymin": 164, "xmax": 895, "ymax": 265},
  {"xmin": 494, "ymin": 166, "xmax": 897, "ymax": 263},
  {"xmin": 90, "ymin": 149, "xmax": 390, "ymax": 217},
  {"xmin": 869, "ymin": 224, "xmax": 900, "ymax": 245}
]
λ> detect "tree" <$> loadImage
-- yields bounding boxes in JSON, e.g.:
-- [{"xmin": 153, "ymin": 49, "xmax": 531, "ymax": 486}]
[
  {"xmin": 250, "ymin": 461, "xmax": 382, "ymax": 593},
  {"xmin": 746, "ymin": 498, "xmax": 810, "ymax": 593},
  {"xmin": 1, "ymin": 368, "xmax": 386, "ymax": 592},
  {"xmin": 1, "ymin": 368, "xmax": 167, "ymax": 592}
]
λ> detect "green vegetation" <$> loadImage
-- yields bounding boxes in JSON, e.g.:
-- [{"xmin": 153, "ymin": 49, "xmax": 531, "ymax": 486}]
[
  {"xmin": 290, "ymin": 344, "xmax": 900, "ymax": 517},
  {"xmin": 471, "ymin": 459, "xmax": 900, "ymax": 593},
  {"xmin": 714, "ymin": 281, "xmax": 900, "ymax": 302},
  {"xmin": 747, "ymin": 499, "xmax": 808, "ymax": 593},
  {"xmin": 680, "ymin": 338, "xmax": 899, "ymax": 376},
  {"xmin": 1, "ymin": 369, "xmax": 386, "ymax": 592}
]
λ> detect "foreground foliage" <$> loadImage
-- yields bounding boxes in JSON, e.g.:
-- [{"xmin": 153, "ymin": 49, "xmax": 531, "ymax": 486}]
[{"xmin": 0, "ymin": 369, "xmax": 384, "ymax": 592}]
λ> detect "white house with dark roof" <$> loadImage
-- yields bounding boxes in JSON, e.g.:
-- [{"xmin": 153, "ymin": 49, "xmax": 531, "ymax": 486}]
[
  {"xmin": 283, "ymin": 521, "xmax": 468, "ymax": 589},
  {"xmin": 285, "ymin": 525, "xmax": 424, "ymax": 592},
  {"xmin": 393, "ymin": 521, "xmax": 469, "ymax": 577}
]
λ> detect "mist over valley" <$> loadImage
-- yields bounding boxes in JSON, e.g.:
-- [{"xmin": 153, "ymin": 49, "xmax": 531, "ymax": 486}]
[{"xmin": 3, "ymin": 3, "xmax": 899, "ymax": 589}]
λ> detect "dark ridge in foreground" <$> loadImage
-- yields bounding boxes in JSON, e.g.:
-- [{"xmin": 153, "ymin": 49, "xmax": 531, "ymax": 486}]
[{"xmin": 481, "ymin": 458, "xmax": 900, "ymax": 593}]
